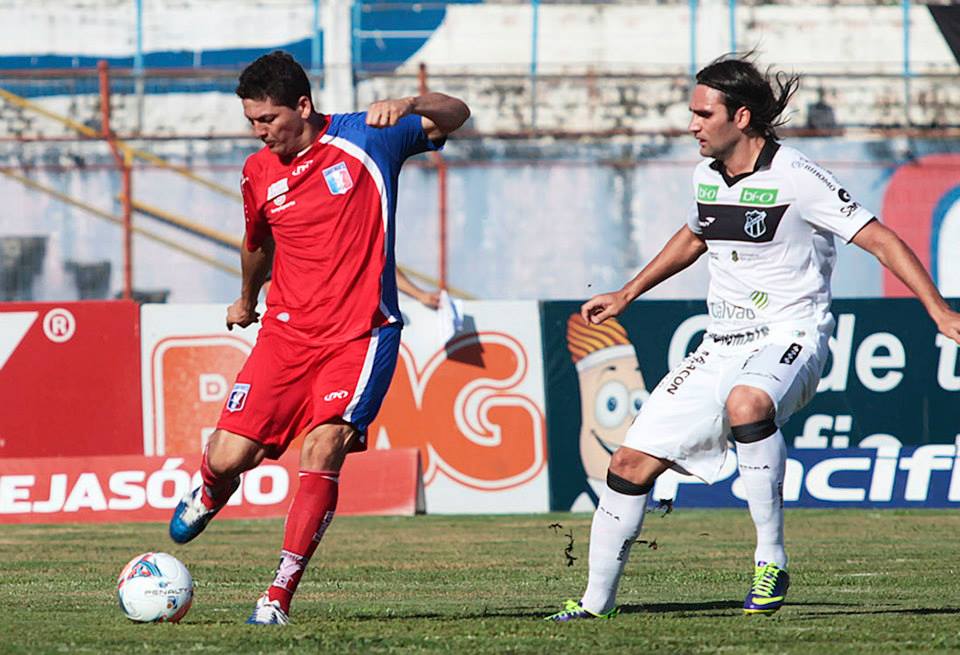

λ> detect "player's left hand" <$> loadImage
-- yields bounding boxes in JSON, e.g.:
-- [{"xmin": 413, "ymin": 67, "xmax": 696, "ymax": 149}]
[
  {"xmin": 934, "ymin": 307, "xmax": 960, "ymax": 345},
  {"xmin": 366, "ymin": 97, "xmax": 415, "ymax": 128},
  {"xmin": 226, "ymin": 298, "xmax": 260, "ymax": 331}
]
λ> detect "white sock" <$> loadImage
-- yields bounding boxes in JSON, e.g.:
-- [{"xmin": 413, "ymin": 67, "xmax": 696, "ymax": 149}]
[
  {"xmin": 580, "ymin": 485, "xmax": 647, "ymax": 614},
  {"xmin": 735, "ymin": 430, "xmax": 787, "ymax": 569}
]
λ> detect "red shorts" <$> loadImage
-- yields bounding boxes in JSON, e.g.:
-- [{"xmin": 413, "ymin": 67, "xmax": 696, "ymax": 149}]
[{"xmin": 216, "ymin": 324, "xmax": 401, "ymax": 458}]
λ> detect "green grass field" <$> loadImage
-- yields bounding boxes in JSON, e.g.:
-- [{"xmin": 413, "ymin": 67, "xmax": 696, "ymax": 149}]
[{"xmin": 2, "ymin": 510, "xmax": 960, "ymax": 654}]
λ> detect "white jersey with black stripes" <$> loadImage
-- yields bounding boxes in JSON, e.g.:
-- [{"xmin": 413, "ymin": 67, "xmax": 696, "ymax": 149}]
[{"xmin": 687, "ymin": 141, "xmax": 875, "ymax": 340}]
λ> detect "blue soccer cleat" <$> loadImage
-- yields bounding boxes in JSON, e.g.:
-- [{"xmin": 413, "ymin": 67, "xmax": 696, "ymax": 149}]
[
  {"xmin": 246, "ymin": 593, "xmax": 289, "ymax": 625},
  {"xmin": 544, "ymin": 599, "xmax": 619, "ymax": 622},
  {"xmin": 743, "ymin": 561, "xmax": 790, "ymax": 615},
  {"xmin": 168, "ymin": 477, "xmax": 239, "ymax": 544}
]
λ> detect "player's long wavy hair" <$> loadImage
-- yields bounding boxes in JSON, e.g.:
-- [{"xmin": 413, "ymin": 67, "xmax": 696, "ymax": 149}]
[
  {"xmin": 696, "ymin": 53, "xmax": 800, "ymax": 140},
  {"xmin": 236, "ymin": 50, "xmax": 312, "ymax": 110}
]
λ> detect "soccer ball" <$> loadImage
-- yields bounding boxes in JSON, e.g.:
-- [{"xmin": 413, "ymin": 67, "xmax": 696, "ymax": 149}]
[{"xmin": 116, "ymin": 552, "xmax": 193, "ymax": 623}]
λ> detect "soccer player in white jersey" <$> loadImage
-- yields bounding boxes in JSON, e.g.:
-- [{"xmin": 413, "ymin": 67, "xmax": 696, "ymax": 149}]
[{"xmin": 547, "ymin": 55, "xmax": 960, "ymax": 621}]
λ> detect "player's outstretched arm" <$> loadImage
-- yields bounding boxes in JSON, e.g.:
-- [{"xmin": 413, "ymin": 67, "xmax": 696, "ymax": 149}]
[
  {"xmin": 228, "ymin": 234, "xmax": 274, "ymax": 331},
  {"xmin": 852, "ymin": 219, "xmax": 960, "ymax": 344},
  {"xmin": 397, "ymin": 267, "xmax": 440, "ymax": 309},
  {"xmin": 581, "ymin": 226, "xmax": 707, "ymax": 325},
  {"xmin": 365, "ymin": 93, "xmax": 470, "ymax": 140}
]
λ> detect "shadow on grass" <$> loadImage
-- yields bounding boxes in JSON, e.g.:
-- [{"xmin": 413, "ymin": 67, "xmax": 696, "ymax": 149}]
[
  {"xmin": 620, "ymin": 600, "xmax": 743, "ymax": 614},
  {"xmin": 791, "ymin": 605, "xmax": 960, "ymax": 619}
]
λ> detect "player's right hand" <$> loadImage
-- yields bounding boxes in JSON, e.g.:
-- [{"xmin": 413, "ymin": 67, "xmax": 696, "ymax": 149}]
[
  {"xmin": 580, "ymin": 292, "xmax": 629, "ymax": 325},
  {"xmin": 226, "ymin": 298, "xmax": 260, "ymax": 331}
]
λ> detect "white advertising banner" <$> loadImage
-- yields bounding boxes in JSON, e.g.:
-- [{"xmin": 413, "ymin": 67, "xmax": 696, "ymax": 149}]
[{"xmin": 139, "ymin": 299, "xmax": 549, "ymax": 513}]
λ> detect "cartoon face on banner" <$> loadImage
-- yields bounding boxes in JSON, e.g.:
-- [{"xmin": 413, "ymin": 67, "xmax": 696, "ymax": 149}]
[
  {"xmin": 565, "ymin": 314, "xmax": 647, "ymax": 481},
  {"xmin": 882, "ymin": 153, "xmax": 960, "ymax": 297},
  {"xmin": 544, "ymin": 305, "xmax": 660, "ymax": 511}
]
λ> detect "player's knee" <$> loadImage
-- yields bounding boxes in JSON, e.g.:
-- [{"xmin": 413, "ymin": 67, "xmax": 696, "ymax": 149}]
[
  {"xmin": 731, "ymin": 418, "xmax": 778, "ymax": 444},
  {"xmin": 608, "ymin": 448, "xmax": 661, "ymax": 488},
  {"xmin": 726, "ymin": 385, "xmax": 774, "ymax": 426},
  {"xmin": 301, "ymin": 422, "xmax": 358, "ymax": 470},
  {"xmin": 204, "ymin": 431, "xmax": 262, "ymax": 477}
]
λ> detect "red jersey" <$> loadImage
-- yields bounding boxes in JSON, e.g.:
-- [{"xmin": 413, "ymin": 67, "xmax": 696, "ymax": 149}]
[{"xmin": 241, "ymin": 112, "xmax": 439, "ymax": 344}]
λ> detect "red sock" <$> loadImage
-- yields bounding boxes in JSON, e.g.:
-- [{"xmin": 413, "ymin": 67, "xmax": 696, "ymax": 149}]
[
  {"xmin": 267, "ymin": 470, "xmax": 339, "ymax": 614},
  {"xmin": 199, "ymin": 448, "xmax": 236, "ymax": 510}
]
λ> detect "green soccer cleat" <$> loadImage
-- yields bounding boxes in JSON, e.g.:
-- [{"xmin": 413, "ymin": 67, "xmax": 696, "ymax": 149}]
[
  {"xmin": 743, "ymin": 561, "xmax": 790, "ymax": 615},
  {"xmin": 544, "ymin": 599, "xmax": 619, "ymax": 622}
]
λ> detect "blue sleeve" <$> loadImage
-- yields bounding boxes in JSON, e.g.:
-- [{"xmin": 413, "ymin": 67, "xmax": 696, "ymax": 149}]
[{"xmin": 369, "ymin": 113, "xmax": 443, "ymax": 163}]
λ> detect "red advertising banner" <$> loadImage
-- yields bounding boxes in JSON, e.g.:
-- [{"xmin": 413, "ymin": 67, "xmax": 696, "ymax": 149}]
[
  {"xmin": 0, "ymin": 449, "xmax": 422, "ymax": 524},
  {"xmin": 0, "ymin": 301, "xmax": 143, "ymax": 457}
]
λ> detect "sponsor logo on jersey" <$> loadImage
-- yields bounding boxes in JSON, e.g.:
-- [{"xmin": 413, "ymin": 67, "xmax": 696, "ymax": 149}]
[
  {"xmin": 291, "ymin": 159, "xmax": 314, "ymax": 177},
  {"xmin": 323, "ymin": 389, "xmax": 349, "ymax": 402},
  {"xmin": 840, "ymin": 202, "xmax": 861, "ymax": 218},
  {"xmin": 266, "ymin": 178, "xmax": 289, "ymax": 201},
  {"xmin": 698, "ymin": 215, "xmax": 716, "ymax": 229},
  {"xmin": 697, "ymin": 183, "xmax": 719, "ymax": 202},
  {"xmin": 838, "ymin": 188, "xmax": 852, "ymax": 202},
  {"xmin": 323, "ymin": 162, "xmax": 353, "ymax": 195},
  {"xmin": 794, "ymin": 159, "xmax": 838, "ymax": 191},
  {"xmin": 779, "ymin": 343, "xmax": 803, "ymax": 365},
  {"xmin": 662, "ymin": 352, "xmax": 709, "ymax": 395},
  {"xmin": 749, "ymin": 290, "xmax": 770, "ymax": 309},
  {"xmin": 709, "ymin": 300, "xmax": 756, "ymax": 320},
  {"xmin": 226, "ymin": 383, "xmax": 251, "ymax": 412},
  {"xmin": 739, "ymin": 187, "xmax": 779, "ymax": 206},
  {"xmin": 706, "ymin": 326, "xmax": 770, "ymax": 347},
  {"xmin": 744, "ymin": 210, "xmax": 768, "ymax": 238}
]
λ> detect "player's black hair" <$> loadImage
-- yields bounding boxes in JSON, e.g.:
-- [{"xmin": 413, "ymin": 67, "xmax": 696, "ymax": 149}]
[
  {"xmin": 696, "ymin": 53, "xmax": 799, "ymax": 140},
  {"xmin": 236, "ymin": 50, "xmax": 312, "ymax": 110}
]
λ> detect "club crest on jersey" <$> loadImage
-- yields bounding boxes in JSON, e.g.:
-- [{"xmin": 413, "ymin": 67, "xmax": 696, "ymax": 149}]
[
  {"xmin": 226, "ymin": 383, "xmax": 251, "ymax": 412},
  {"xmin": 743, "ymin": 210, "xmax": 767, "ymax": 238},
  {"xmin": 323, "ymin": 162, "xmax": 353, "ymax": 195}
]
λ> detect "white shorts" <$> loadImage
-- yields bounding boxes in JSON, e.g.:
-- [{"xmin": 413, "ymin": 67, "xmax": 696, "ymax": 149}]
[{"xmin": 623, "ymin": 327, "xmax": 828, "ymax": 484}]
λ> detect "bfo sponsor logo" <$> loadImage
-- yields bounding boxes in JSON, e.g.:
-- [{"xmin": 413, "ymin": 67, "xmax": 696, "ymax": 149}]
[
  {"xmin": 739, "ymin": 187, "xmax": 779, "ymax": 206},
  {"xmin": 697, "ymin": 183, "xmax": 719, "ymax": 202},
  {"xmin": 744, "ymin": 210, "xmax": 768, "ymax": 238},
  {"xmin": 323, "ymin": 389, "xmax": 349, "ymax": 402}
]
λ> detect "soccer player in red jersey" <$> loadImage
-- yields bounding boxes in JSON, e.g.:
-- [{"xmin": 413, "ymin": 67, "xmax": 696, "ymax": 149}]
[{"xmin": 168, "ymin": 51, "xmax": 470, "ymax": 625}]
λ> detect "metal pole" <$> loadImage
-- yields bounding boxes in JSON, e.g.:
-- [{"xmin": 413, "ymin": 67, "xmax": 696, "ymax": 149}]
[
  {"xmin": 352, "ymin": 0, "xmax": 362, "ymax": 83},
  {"xmin": 134, "ymin": 0, "xmax": 143, "ymax": 74},
  {"xmin": 134, "ymin": 0, "xmax": 145, "ymax": 134},
  {"xmin": 689, "ymin": 0, "xmax": 698, "ymax": 82},
  {"xmin": 99, "ymin": 60, "xmax": 133, "ymax": 300},
  {"xmin": 729, "ymin": 0, "xmax": 736, "ymax": 52},
  {"xmin": 531, "ymin": 0, "xmax": 540, "ymax": 131},
  {"xmin": 312, "ymin": 0, "xmax": 322, "ymax": 74},
  {"xmin": 419, "ymin": 63, "xmax": 447, "ymax": 291},
  {"xmin": 903, "ymin": 0, "xmax": 911, "ymax": 126}
]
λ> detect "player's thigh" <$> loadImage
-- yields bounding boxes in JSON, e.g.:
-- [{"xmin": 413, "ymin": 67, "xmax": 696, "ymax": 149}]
[
  {"xmin": 310, "ymin": 324, "xmax": 402, "ymax": 451},
  {"xmin": 624, "ymin": 347, "xmax": 730, "ymax": 482},
  {"xmin": 727, "ymin": 339, "xmax": 826, "ymax": 426}
]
